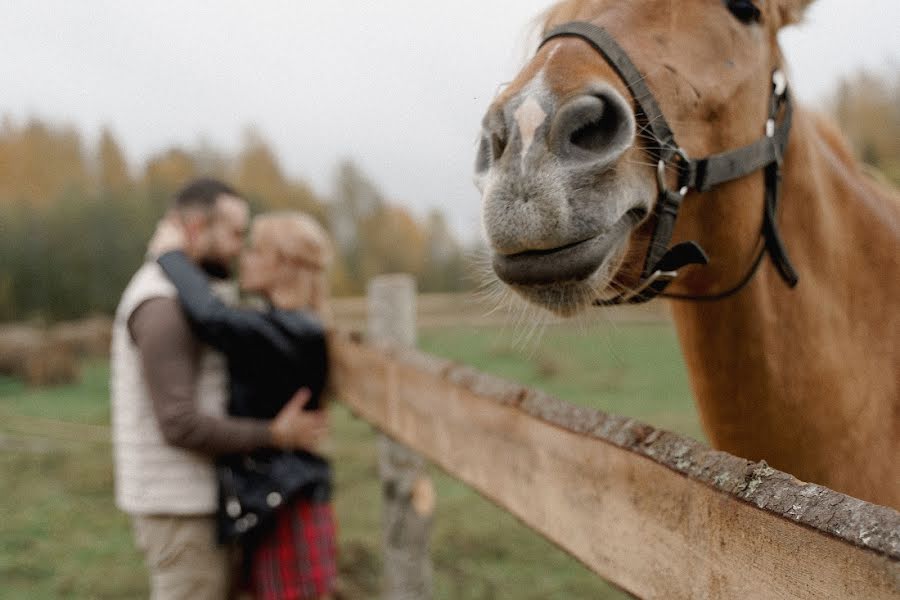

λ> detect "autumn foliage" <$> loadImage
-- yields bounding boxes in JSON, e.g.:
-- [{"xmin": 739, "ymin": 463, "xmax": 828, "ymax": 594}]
[{"xmin": 0, "ymin": 122, "xmax": 469, "ymax": 322}]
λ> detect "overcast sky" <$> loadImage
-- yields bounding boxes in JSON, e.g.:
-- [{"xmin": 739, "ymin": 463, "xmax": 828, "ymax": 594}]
[{"xmin": 2, "ymin": 1, "xmax": 898, "ymax": 239}]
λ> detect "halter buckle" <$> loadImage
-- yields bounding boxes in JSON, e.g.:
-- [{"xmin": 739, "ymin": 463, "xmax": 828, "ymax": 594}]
[{"xmin": 656, "ymin": 147, "xmax": 691, "ymax": 197}]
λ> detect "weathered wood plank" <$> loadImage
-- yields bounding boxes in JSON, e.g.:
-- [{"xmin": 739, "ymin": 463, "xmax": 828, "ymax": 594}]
[{"xmin": 329, "ymin": 331, "xmax": 900, "ymax": 600}]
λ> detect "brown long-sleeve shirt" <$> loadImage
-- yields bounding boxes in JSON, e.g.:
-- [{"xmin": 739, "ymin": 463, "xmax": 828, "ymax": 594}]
[{"xmin": 129, "ymin": 297, "xmax": 273, "ymax": 454}]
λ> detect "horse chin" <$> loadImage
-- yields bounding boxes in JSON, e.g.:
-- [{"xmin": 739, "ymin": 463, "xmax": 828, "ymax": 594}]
[
  {"xmin": 503, "ymin": 245, "xmax": 628, "ymax": 317},
  {"xmin": 489, "ymin": 209, "xmax": 636, "ymax": 317},
  {"xmin": 508, "ymin": 280, "xmax": 598, "ymax": 317}
]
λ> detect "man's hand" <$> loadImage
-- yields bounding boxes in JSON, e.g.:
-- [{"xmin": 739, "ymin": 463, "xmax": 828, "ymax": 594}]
[
  {"xmin": 148, "ymin": 216, "xmax": 187, "ymax": 258},
  {"xmin": 269, "ymin": 388, "xmax": 329, "ymax": 452}
]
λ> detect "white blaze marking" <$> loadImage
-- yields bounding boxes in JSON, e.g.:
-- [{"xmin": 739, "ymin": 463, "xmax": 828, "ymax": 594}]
[
  {"xmin": 514, "ymin": 96, "xmax": 547, "ymax": 169},
  {"xmin": 512, "ymin": 50, "xmax": 559, "ymax": 171}
]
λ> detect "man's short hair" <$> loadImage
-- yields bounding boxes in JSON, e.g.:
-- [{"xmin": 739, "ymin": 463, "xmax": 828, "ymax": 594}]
[{"xmin": 173, "ymin": 178, "xmax": 240, "ymax": 212}]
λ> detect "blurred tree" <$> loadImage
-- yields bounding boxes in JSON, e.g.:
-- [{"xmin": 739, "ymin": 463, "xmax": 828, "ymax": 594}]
[
  {"xmin": 420, "ymin": 209, "xmax": 468, "ymax": 293},
  {"xmin": 359, "ymin": 204, "xmax": 427, "ymax": 282},
  {"xmin": 97, "ymin": 127, "xmax": 132, "ymax": 193},
  {"xmin": 326, "ymin": 159, "xmax": 469, "ymax": 294},
  {"xmin": 0, "ymin": 116, "xmax": 15, "ymax": 203},
  {"xmin": 236, "ymin": 128, "xmax": 286, "ymax": 205},
  {"xmin": 0, "ymin": 119, "xmax": 90, "ymax": 207},
  {"xmin": 143, "ymin": 148, "xmax": 198, "ymax": 188},
  {"xmin": 830, "ymin": 68, "xmax": 900, "ymax": 186},
  {"xmin": 192, "ymin": 137, "xmax": 229, "ymax": 180},
  {"xmin": 142, "ymin": 147, "xmax": 198, "ymax": 214},
  {"xmin": 328, "ymin": 159, "xmax": 385, "ymax": 294},
  {"xmin": 0, "ymin": 119, "xmax": 470, "ymax": 321},
  {"xmin": 234, "ymin": 127, "xmax": 324, "ymax": 220}
]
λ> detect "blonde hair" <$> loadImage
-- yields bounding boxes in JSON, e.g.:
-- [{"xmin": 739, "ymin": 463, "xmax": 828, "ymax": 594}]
[{"xmin": 252, "ymin": 212, "xmax": 333, "ymax": 318}]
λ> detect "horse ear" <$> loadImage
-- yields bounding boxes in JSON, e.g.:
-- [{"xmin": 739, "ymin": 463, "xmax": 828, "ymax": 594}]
[{"xmin": 774, "ymin": 0, "xmax": 817, "ymax": 27}]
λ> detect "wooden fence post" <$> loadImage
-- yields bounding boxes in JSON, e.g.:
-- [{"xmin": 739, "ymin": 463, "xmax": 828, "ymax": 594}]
[{"xmin": 367, "ymin": 275, "xmax": 434, "ymax": 600}]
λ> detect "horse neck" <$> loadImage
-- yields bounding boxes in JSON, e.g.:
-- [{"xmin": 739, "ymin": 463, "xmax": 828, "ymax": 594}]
[{"xmin": 665, "ymin": 106, "xmax": 900, "ymax": 498}]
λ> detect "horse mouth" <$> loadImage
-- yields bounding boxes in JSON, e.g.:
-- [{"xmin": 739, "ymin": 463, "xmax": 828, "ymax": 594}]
[{"xmin": 492, "ymin": 209, "xmax": 642, "ymax": 287}]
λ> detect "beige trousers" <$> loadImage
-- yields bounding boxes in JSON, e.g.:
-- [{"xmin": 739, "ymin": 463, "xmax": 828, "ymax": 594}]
[{"xmin": 132, "ymin": 514, "xmax": 229, "ymax": 600}]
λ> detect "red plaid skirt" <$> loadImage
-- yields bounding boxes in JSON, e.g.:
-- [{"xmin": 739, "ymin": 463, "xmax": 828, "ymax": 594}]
[{"xmin": 248, "ymin": 500, "xmax": 338, "ymax": 600}]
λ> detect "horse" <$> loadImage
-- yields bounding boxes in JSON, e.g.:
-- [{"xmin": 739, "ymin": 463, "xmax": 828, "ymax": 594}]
[{"xmin": 474, "ymin": 0, "xmax": 899, "ymax": 508}]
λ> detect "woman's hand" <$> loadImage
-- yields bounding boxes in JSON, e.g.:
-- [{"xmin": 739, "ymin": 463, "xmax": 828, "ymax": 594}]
[
  {"xmin": 270, "ymin": 388, "xmax": 329, "ymax": 452},
  {"xmin": 148, "ymin": 217, "xmax": 187, "ymax": 258}
]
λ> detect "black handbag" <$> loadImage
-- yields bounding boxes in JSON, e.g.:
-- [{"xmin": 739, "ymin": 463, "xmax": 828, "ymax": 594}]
[{"xmin": 216, "ymin": 450, "xmax": 332, "ymax": 544}]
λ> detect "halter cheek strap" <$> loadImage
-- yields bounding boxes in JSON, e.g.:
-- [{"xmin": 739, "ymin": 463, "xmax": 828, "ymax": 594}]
[{"xmin": 540, "ymin": 22, "xmax": 798, "ymax": 305}]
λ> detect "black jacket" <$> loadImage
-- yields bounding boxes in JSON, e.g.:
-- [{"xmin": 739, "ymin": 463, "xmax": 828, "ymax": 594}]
[{"xmin": 158, "ymin": 251, "xmax": 331, "ymax": 543}]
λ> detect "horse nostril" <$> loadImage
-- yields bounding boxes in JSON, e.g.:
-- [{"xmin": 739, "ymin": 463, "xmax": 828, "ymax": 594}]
[
  {"xmin": 475, "ymin": 130, "xmax": 509, "ymax": 175},
  {"xmin": 569, "ymin": 106, "xmax": 618, "ymax": 153},
  {"xmin": 476, "ymin": 108, "xmax": 509, "ymax": 174},
  {"xmin": 553, "ymin": 86, "xmax": 635, "ymax": 166},
  {"xmin": 491, "ymin": 132, "xmax": 508, "ymax": 162}
]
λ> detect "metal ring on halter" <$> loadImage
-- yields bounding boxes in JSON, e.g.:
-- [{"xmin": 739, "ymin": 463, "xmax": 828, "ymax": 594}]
[
  {"xmin": 772, "ymin": 70, "xmax": 787, "ymax": 97},
  {"xmin": 656, "ymin": 147, "xmax": 691, "ymax": 197},
  {"xmin": 618, "ymin": 269, "xmax": 680, "ymax": 302}
]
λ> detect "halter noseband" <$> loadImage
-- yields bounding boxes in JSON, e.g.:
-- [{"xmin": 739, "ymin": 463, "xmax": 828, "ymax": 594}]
[{"xmin": 540, "ymin": 22, "xmax": 798, "ymax": 305}]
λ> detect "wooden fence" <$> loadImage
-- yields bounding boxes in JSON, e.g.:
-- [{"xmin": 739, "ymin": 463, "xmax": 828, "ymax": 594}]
[
  {"xmin": 329, "ymin": 289, "xmax": 669, "ymax": 330},
  {"xmin": 332, "ymin": 275, "xmax": 900, "ymax": 600}
]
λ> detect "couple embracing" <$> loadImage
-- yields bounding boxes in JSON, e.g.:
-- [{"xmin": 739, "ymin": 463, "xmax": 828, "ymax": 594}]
[{"xmin": 111, "ymin": 178, "xmax": 338, "ymax": 599}]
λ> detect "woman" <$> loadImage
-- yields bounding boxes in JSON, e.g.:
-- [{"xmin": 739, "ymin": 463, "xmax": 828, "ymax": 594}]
[{"xmin": 149, "ymin": 211, "xmax": 338, "ymax": 600}]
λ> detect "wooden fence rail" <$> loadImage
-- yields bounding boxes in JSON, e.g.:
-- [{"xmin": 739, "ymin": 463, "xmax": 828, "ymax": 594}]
[
  {"xmin": 329, "ymin": 290, "xmax": 669, "ymax": 330},
  {"xmin": 331, "ymin": 282, "xmax": 899, "ymax": 599}
]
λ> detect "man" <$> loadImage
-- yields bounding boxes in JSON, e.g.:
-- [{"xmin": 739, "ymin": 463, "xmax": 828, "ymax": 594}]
[{"xmin": 111, "ymin": 178, "xmax": 325, "ymax": 599}]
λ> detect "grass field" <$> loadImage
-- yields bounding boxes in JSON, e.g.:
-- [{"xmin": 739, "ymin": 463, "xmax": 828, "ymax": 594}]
[{"xmin": 0, "ymin": 322, "xmax": 700, "ymax": 599}]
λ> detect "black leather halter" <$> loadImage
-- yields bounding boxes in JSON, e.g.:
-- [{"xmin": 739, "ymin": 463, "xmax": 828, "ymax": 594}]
[{"xmin": 540, "ymin": 22, "xmax": 798, "ymax": 305}]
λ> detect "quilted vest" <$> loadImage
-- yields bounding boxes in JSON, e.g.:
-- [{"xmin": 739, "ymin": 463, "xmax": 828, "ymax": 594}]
[{"xmin": 110, "ymin": 262, "xmax": 229, "ymax": 515}]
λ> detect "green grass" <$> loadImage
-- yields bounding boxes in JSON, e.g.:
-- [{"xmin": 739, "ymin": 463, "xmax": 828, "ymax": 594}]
[
  {"xmin": 419, "ymin": 322, "xmax": 702, "ymax": 440},
  {"xmin": 0, "ymin": 363, "xmax": 145, "ymax": 599},
  {"xmin": 0, "ymin": 323, "xmax": 700, "ymax": 599},
  {"xmin": 0, "ymin": 361, "xmax": 112, "ymax": 425}
]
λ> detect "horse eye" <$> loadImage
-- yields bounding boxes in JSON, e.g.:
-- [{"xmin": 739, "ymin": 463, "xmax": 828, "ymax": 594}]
[{"xmin": 725, "ymin": 0, "xmax": 762, "ymax": 24}]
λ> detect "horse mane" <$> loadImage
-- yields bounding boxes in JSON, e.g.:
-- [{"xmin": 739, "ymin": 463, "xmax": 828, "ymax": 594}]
[{"xmin": 536, "ymin": 0, "xmax": 602, "ymax": 33}]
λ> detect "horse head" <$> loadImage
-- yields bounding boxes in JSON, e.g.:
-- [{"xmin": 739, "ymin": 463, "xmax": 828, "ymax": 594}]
[{"xmin": 476, "ymin": 0, "xmax": 815, "ymax": 315}]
